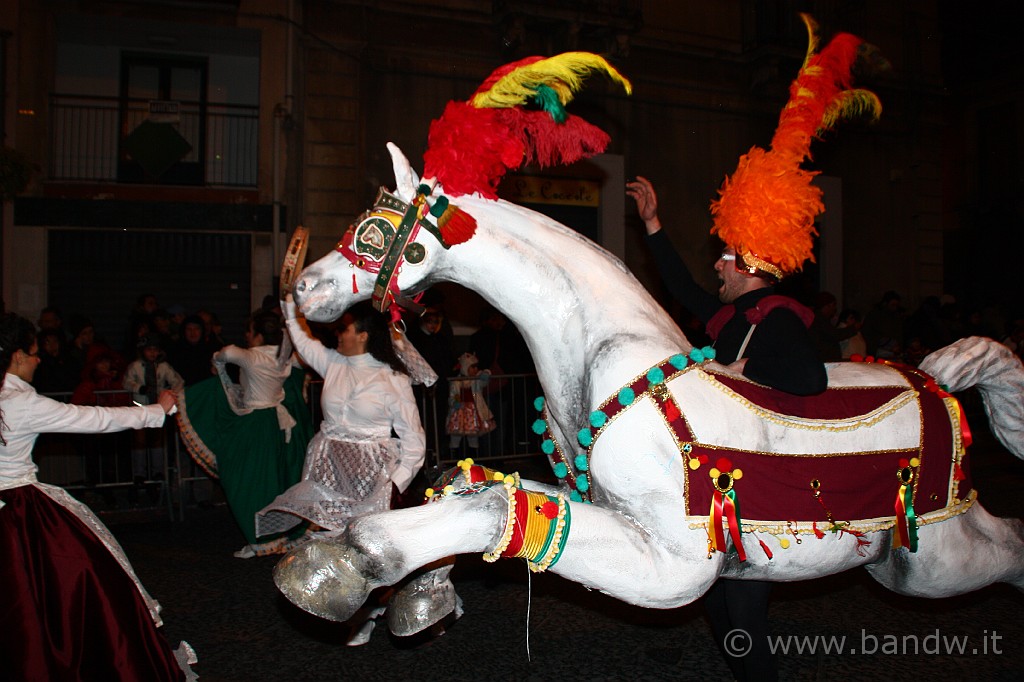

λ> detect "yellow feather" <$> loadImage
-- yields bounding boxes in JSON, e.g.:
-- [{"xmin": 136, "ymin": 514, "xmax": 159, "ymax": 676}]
[
  {"xmin": 471, "ymin": 52, "xmax": 632, "ymax": 109},
  {"xmin": 798, "ymin": 13, "xmax": 820, "ymax": 70},
  {"xmin": 820, "ymin": 90, "xmax": 883, "ymax": 132}
]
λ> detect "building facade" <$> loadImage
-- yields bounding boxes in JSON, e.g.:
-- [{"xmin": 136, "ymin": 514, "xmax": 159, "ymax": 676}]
[{"xmin": 1, "ymin": 0, "xmax": 1019, "ymax": 342}]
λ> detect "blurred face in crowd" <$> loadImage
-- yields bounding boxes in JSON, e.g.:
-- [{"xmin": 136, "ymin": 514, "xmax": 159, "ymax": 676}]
[
  {"xmin": 75, "ymin": 326, "xmax": 95, "ymax": 349},
  {"xmin": 38, "ymin": 310, "xmax": 61, "ymax": 331},
  {"xmin": 142, "ymin": 346, "xmax": 161, "ymax": 363},
  {"xmin": 183, "ymin": 322, "xmax": 204, "ymax": 345},
  {"xmin": 421, "ymin": 313, "xmax": 442, "ymax": 336},
  {"xmin": 41, "ymin": 334, "xmax": 61, "ymax": 358}
]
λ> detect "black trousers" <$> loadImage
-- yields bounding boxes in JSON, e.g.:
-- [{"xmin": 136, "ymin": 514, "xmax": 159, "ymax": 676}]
[{"xmin": 705, "ymin": 578, "xmax": 778, "ymax": 682}]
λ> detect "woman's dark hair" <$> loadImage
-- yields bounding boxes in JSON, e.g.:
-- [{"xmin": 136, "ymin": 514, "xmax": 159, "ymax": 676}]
[
  {"xmin": 251, "ymin": 309, "xmax": 284, "ymax": 346},
  {"xmin": 343, "ymin": 302, "xmax": 407, "ymax": 375},
  {"xmin": 1, "ymin": 313, "xmax": 38, "ymax": 444}
]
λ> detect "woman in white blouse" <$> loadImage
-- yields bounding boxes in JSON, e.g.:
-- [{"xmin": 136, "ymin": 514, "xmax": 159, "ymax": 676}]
[
  {"xmin": 256, "ymin": 298, "xmax": 425, "ymax": 537},
  {"xmin": 176, "ymin": 308, "xmax": 313, "ymax": 558},
  {"xmin": 0, "ymin": 312, "xmax": 195, "ymax": 680}
]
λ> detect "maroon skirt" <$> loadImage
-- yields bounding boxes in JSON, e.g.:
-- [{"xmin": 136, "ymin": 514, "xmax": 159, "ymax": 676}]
[{"xmin": 0, "ymin": 485, "xmax": 185, "ymax": 681}]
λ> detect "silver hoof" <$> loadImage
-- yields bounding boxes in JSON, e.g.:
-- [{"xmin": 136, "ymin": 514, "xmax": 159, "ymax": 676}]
[
  {"xmin": 387, "ymin": 560, "xmax": 460, "ymax": 636},
  {"xmin": 273, "ymin": 540, "xmax": 371, "ymax": 622}
]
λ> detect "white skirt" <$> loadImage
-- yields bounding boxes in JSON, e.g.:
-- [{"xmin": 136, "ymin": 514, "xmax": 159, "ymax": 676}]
[{"xmin": 255, "ymin": 431, "xmax": 399, "ymax": 537}]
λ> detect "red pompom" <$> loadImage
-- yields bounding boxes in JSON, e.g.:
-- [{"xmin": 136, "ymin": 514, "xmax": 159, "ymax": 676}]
[
  {"xmin": 716, "ymin": 457, "xmax": 732, "ymax": 471},
  {"xmin": 540, "ymin": 501, "xmax": 559, "ymax": 519}
]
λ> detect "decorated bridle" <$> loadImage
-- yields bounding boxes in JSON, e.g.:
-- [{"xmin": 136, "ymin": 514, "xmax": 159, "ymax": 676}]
[{"xmin": 335, "ymin": 182, "xmax": 475, "ymax": 316}]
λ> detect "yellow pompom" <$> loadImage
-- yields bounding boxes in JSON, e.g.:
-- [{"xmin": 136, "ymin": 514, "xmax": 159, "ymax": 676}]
[
  {"xmin": 909, "ymin": 457, "xmax": 920, "ymax": 467},
  {"xmin": 503, "ymin": 475, "xmax": 516, "ymax": 485},
  {"xmin": 493, "ymin": 472, "xmax": 505, "ymax": 481},
  {"xmin": 733, "ymin": 468, "xmax": 743, "ymax": 480},
  {"xmin": 424, "ymin": 488, "xmax": 435, "ymax": 498},
  {"xmin": 464, "ymin": 457, "xmax": 475, "ymax": 467},
  {"xmin": 688, "ymin": 458, "xmax": 701, "ymax": 470},
  {"xmin": 709, "ymin": 468, "xmax": 721, "ymax": 478},
  {"xmin": 780, "ymin": 538, "xmax": 791, "ymax": 549},
  {"xmin": 443, "ymin": 485, "xmax": 455, "ymax": 495}
]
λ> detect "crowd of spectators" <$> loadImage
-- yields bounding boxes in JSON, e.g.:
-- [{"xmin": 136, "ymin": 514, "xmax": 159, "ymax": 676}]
[
  {"xmin": 27, "ymin": 295, "xmax": 227, "ymax": 407},
  {"xmin": 793, "ymin": 289, "xmax": 1024, "ymax": 368}
]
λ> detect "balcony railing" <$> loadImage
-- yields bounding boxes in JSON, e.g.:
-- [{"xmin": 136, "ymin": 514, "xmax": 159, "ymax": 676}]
[{"xmin": 49, "ymin": 93, "xmax": 258, "ymax": 187}]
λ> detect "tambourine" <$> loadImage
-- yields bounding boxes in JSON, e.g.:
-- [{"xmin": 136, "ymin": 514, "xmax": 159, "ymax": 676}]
[{"xmin": 279, "ymin": 226, "xmax": 309, "ymax": 295}]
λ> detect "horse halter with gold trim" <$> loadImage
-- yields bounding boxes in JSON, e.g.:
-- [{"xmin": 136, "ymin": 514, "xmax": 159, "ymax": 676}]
[{"xmin": 335, "ymin": 184, "xmax": 451, "ymax": 314}]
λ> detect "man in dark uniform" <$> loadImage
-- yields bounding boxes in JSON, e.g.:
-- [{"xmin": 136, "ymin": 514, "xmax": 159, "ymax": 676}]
[
  {"xmin": 629, "ymin": 175, "xmax": 825, "ymax": 682},
  {"xmin": 629, "ymin": 176, "xmax": 826, "ymax": 397}
]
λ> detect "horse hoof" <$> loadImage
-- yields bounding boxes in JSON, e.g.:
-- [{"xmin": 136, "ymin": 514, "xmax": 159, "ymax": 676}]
[
  {"xmin": 387, "ymin": 575, "xmax": 460, "ymax": 636},
  {"xmin": 273, "ymin": 540, "xmax": 370, "ymax": 622}
]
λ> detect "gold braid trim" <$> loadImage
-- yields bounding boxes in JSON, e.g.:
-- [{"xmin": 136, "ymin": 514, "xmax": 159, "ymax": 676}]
[
  {"xmin": 685, "ymin": 489, "xmax": 977, "ymax": 535},
  {"xmin": 483, "ymin": 478, "xmax": 518, "ymax": 562},
  {"xmin": 698, "ymin": 371, "xmax": 918, "ymax": 432}
]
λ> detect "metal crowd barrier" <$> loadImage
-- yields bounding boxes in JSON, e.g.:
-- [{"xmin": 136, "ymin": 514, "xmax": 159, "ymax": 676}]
[{"xmin": 35, "ymin": 374, "xmax": 548, "ymax": 522}]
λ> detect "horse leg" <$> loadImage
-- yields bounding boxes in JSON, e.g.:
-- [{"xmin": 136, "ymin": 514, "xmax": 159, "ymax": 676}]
[
  {"xmin": 274, "ymin": 480, "xmax": 720, "ymax": 622},
  {"xmin": 274, "ymin": 486, "xmax": 509, "ymax": 622},
  {"xmin": 865, "ymin": 504, "xmax": 1024, "ymax": 597}
]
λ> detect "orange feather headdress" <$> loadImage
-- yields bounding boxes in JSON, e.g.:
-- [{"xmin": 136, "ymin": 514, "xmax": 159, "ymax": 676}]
[{"xmin": 710, "ymin": 14, "xmax": 882, "ymax": 280}]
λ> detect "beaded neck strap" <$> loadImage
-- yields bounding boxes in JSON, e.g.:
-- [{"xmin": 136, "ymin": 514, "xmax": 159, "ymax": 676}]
[{"xmin": 531, "ymin": 347, "xmax": 716, "ymax": 503}]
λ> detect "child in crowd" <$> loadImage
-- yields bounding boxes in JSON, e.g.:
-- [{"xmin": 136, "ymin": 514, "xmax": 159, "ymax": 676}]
[
  {"xmin": 122, "ymin": 335, "xmax": 184, "ymax": 483},
  {"xmin": 446, "ymin": 352, "xmax": 495, "ymax": 452}
]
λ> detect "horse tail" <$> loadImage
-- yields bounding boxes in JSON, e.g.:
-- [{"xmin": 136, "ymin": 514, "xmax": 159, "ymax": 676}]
[{"xmin": 918, "ymin": 336, "xmax": 1024, "ymax": 459}]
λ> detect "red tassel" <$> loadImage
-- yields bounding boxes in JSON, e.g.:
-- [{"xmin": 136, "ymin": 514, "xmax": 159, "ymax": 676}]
[
  {"xmin": 812, "ymin": 522, "xmax": 825, "ymax": 539},
  {"xmin": 438, "ymin": 206, "xmax": 478, "ymax": 245},
  {"xmin": 758, "ymin": 537, "xmax": 773, "ymax": 560},
  {"xmin": 352, "ymin": 273, "xmax": 358, "ymax": 294}
]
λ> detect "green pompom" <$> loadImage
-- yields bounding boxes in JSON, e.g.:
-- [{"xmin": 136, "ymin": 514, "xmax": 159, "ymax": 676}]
[
  {"xmin": 702, "ymin": 346, "xmax": 716, "ymax": 361},
  {"xmin": 577, "ymin": 428, "xmax": 593, "ymax": 448},
  {"xmin": 541, "ymin": 439, "xmax": 555, "ymax": 455},
  {"xmin": 532, "ymin": 418, "xmax": 547, "ymax": 435},
  {"xmin": 576, "ymin": 474, "xmax": 590, "ymax": 492},
  {"xmin": 669, "ymin": 354, "xmax": 688, "ymax": 370},
  {"xmin": 589, "ymin": 410, "xmax": 607, "ymax": 428},
  {"xmin": 534, "ymin": 396, "xmax": 545, "ymax": 412},
  {"xmin": 553, "ymin": 462, "xmax": 568, "ymax": 478},
  {"xmin": 570, "ymin": 490, "xmax": 583, "ymax": 502},
  {"xmin": 574, "ymin": 454, "xmax": 589, "ymax": 471},
  {"xmin": 429, "ymin": 195, "xmax": 450, "ymax": 218},
  {"xmin": 647, "ymin": 367, "xmax": 665, "ymax": 385},
  {"xmin": 617, "ymin": 387, "xmax": 635, "ymax": 406}
]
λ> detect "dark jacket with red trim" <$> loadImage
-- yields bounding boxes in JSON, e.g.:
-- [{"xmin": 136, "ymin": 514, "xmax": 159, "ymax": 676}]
[{"xmin": 645, "ymin": 230, "xmax": 826, "ymax": 395}]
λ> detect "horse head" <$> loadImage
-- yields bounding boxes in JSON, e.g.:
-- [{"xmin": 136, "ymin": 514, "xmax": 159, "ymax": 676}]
[{"xmin": 294, "ymin": 143, "xmax": 464, "ymax": 322}]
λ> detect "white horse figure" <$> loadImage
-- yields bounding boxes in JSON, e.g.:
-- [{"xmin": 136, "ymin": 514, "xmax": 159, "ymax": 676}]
[{"xmin": 275, "ymin": 50, "xmax": 1024, "ymax": 637}]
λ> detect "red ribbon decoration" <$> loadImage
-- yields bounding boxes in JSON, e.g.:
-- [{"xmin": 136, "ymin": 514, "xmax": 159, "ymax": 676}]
[{"xmin": 710, "ymin": 489, "xmax": 746, "ymax": 561}]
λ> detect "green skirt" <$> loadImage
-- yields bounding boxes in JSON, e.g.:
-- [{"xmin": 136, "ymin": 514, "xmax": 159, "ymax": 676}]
[{"xmin": 176, "ymin": 369, "xmax": 313, "ymax": 545}]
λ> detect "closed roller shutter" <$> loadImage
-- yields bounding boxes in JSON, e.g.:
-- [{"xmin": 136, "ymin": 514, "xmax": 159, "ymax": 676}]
[{"xmin": 48, "ymin": 229, "xmax": 252, "ymax": 352}]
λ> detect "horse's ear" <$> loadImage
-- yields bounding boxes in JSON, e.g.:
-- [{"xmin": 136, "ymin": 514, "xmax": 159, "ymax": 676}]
[{"xmin": 386, "ymin": 142, "xmax": 420, "ymax": 201}]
